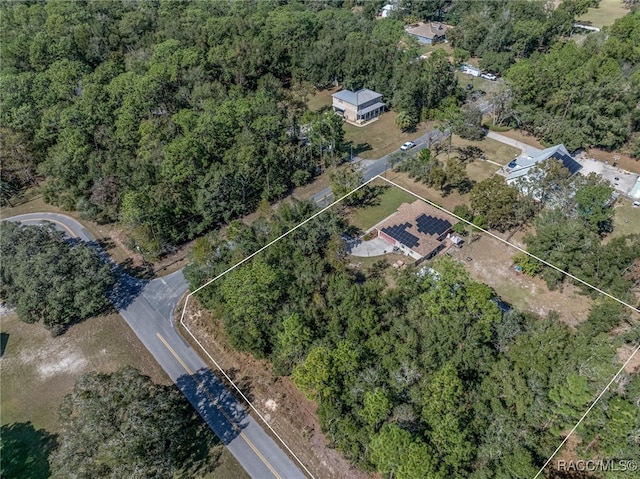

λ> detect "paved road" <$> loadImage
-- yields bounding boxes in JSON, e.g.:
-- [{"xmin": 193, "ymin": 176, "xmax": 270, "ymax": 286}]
[
  {"xmin": 4, "ymin": 213, "xmax": 307, "ymax": 479},
  {"xmin": 310, "ymin": 128, "xmax": 448, "ymax": 206},
  {"xmin": 6, "ymin": 101, "xmax": 497, "ymax": 477},
  {"xmin": 310, "ymin": 101, "xmax": 494, "ymax": 206}
]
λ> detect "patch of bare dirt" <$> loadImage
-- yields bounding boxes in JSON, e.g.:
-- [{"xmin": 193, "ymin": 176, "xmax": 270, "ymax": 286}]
[
  {"xmin": 617, "ymin": 344, "xmax": 640, "ymax": 374},
  {"xmin": 584, "ymin": 147, "xmax": 640, "ymax": 175},
  {"xmin": 449, "ymin": 232, "xmax": 593, "ymax": 325},
  {"xmin": 1, "ymin": 312, "xmax": 170, "ymax": 433},
  {"xmin": 178, "ymin": 299, "xmax": 372, "ymax": 479}
]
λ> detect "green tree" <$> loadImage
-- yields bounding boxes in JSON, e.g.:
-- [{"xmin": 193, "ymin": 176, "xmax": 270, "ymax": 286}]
[
  {"xmin": 369, "ymin": 423, "xmax": 412, "ymax": 479},
  {"xmin": 292, "ymin": 345, "xmax": 335, "ymax": 401},
  {"xmin": 274, "ymin": 312, "xmax": 314, "ymax": 374},
  {"xmin": 359, "ymin": 388, "xmax": 392, "ymax": 431},
  {"xmin": 574, "ymin": 174, "xmax": 615, "ymax": 235},
  {"xmin": 0, "ymin": 222, "xmax": 114, "ymax": 334},
  {"xmin": 329, "ymin": 164, "xmax": 364, "ymax": 205},
  {"xmin": 219, "ymin": 259, "xmax": 283, "ymax": 357},
  {"xmin": 423, "ymin": 364, "xmax": 473, "ymax": 469},
  {"xmin": 49, "ymin": 367, "xmax": 213, "ymax": 478},
  {"xmin": 470, "ymin": 176, "xmax": 528, "ymax": 231}
]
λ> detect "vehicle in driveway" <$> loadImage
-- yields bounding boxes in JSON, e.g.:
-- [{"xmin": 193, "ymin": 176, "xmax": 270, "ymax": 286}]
[
  {"xmin": 481, "ymin": 72, "xmax": 497, "ymax": 81},
  {"xmin": 400, "ymin": 141, "xmax": 416, "ymax": 151}
]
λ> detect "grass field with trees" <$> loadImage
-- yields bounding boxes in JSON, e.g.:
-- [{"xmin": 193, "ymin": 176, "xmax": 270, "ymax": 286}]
[{"xmin": 185, "ymin": 196, "xmax": 639, "ymax": 479}]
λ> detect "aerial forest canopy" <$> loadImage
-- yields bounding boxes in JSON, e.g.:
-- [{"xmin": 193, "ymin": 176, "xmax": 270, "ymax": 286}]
[
  {"xmin": 3, "ymin": 0, "xmax": 637, "ymax": 255},
  {"xmin": 185, "ymin": 199, "xmax": 640, "ymax": 479},
  {"xmin": 0, "ymin": 0, "xmax": 456, "ymax": 257}
]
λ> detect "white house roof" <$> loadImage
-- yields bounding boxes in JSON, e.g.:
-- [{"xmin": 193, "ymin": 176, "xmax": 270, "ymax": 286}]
[
  {"xmin": 333, "ymin": 88, "xmax": 382, "ymax": 106},
  {"xmin": 630, "ymin": 176, "xmax": 640, "ymax": 199},
  {"xmin": 507, "ymin": 144, "xmax": 582, "ymax": 182}
]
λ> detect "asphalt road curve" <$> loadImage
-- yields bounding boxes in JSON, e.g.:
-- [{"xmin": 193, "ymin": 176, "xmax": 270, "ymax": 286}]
[{"xmin": 5, "ymin": 213, "xmax": 307, "ymax": 479}]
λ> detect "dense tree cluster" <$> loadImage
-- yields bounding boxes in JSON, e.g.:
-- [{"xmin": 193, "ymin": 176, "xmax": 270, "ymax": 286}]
[
  {"xmin": 0, "ymin": 222, "xmax": 113, "ymax": 334},
  {"xmin": 395, "ymin": 148, "xmax": 473, "ymax": 195},
  {"xmin": 525, "ymin": 211, "xmax": 640, "ymax": 301},
  {"xmin": 1, "ymin": 0, "xmax": 458, "ymax": 256},
  {"xmin": 186, "ymin": 199, "xmax": 639, "ymax": 478},
  {"xmin": 50, "ymin": 367, "xmax": 216, "ymax": 478},
  {"xmin": 505, "ymin": 11, "xmax": 640, "ymax": 154},
  {"xmin": 448, "ymin": 0, "xmax": 592, "ymax": 62}
]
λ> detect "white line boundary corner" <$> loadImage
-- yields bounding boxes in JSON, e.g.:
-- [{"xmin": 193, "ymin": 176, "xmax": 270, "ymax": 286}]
[
  {"xmin": 179, "ymin": 174, "xmax": 639, "ymax": 479},
  {"xmin": 180, "ymin": 176, "xmax": 377, "ymax": 479}
]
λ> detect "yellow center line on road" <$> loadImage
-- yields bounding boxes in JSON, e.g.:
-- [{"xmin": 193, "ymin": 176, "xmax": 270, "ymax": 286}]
[{"xmin": 155, "ymin": 332, "xmax": 281, "ymax": 479}]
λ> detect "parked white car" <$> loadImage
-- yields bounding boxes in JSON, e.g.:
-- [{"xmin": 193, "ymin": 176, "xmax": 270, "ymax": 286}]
[
  {"xmin": 400, "ymin": 141, "xmax": 416, "ymax": 151},
  {"xmin": 481, "ymin": 73, "xmax": 497, "ymax": 81}
]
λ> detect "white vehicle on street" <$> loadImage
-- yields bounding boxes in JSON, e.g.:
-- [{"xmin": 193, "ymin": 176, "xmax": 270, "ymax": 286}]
[{"xmin": 400, "ymin": 141, "xmax": 416, "ymax": 151}]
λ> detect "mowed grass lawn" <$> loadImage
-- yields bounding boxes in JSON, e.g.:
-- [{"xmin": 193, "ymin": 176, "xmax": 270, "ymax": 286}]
[
  {"xmin": 607, "ymin": 198, "xmax": 640, "ymax": 242},
  {"xmin": 348, "ymin": 183, "xmax": 417, "ymax": 231},
  {"xmin": 577, "ymin": 0, "xmax": 630, "ymax": 29},
  {"xmin": 306, "ymin": 88, "xmax": 433, "ymax": 160},
  {"xmin": 344, "ymin": 113, "xmax": 433, "ymax": 159},
  {"xmin": 436, "ymin": 135, "xmax": 520, "ymax": 172}
]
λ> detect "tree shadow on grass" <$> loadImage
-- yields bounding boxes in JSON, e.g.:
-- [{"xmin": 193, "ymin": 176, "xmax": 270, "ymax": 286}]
[
  {"xmin": 117, "ymin": 257, "xmax": 155, "ymax": 280},
  {"xmin": 0, "ymin": 332, "xmax": 8, "ymax": 357},
  {"xmin": 345, "ymin": 141, "xmax": 372, "ymax": 157},
  {"xmin": 0, "ymin": 422, "xmax": 57, "ymax": 479},
  {"xmin": 349, "ymin": 184, "xmax": 389, "ymax": 208}
]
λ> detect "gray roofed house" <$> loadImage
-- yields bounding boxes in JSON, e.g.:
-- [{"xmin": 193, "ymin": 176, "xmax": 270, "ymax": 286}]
[
  {"xmin": 405, "ymin": 22, "xmax": 448, "ymax": 44},
  {"xmin": 332, "ymin": 88, "xmax": 385, "ymax": 124},
  {"xmin": 506, "ymin": 144, "xmax": 582, "ymax": 185}
]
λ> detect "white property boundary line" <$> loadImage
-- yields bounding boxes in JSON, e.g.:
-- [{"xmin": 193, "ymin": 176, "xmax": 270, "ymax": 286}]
[
  {"xmin": 379, "ymin": 176, "xmax": 640, "ymax": 314},
  {"xmin": 180, "ymin": 173, "xmax": 639, "ymax": 479},
  {"xmin": 180, "ymin": 177, "xmax": 376, "ymax": 479},
  {"xmin": 378, "ymin": 176, "xmax": 640, "ymax": 478}
]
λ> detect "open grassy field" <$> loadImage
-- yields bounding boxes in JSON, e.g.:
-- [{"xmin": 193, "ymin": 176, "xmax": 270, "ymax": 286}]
[
  {"xmin": 306, "ymin": 87, "xmax": 337, "ymax": 112},
  {"xmin": 347, "ymin": 183, "xmax": 417, "ymax": 230},
  {"xmin": 343, "ymin": 113, "xmax": 433, "ymax": 159},
  {"xmin": 0, "ymin": 312, "xmax": 171, "ymax": 432},
  {"xmin": 607, "ymin": 197, "xmax": 640, "ymax": 241},
  {"xmin": 0, "ymin": 311, "xmax": 248, "ymax": 479},
  {"xmin": 447, "ymin": 231, "xmax": 594, "ymax": 325},
  {"xmin": 457, "ymin": 73, "xmax": 497, "ymax": 93},
  {"xmin": 577, "ymin": 0, "xmax": 630, "ymax": 29},
  {"xmin": 443, "ymin": 135, "xmax": 521, "ymax": 167},
  {"xmin": 417, "ymin": 43, "xmax": 453, "ymax": 56}
]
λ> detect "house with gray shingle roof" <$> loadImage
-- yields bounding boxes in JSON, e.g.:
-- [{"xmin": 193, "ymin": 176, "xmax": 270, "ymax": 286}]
[
  {"xmin": 332, "ymin": 88, "xmax": 385, "ymax": 124},
  {"xmin": 405, "ymin": 22, "xmax": 448, "ymax": 44},
  {"xmin": 506, "ymin": 144, "xmax": 582, "ymax": 186}
]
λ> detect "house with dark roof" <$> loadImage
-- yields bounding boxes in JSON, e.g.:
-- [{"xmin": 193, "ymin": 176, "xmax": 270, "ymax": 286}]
[
  {"xmin": 405, "ymin": 22, "xmax": 448, "ymax": 44},
  {"xmin": 506, "ymin": 144, "xmax": 582, "ymax": 192},
  {"xmin": 332, "ymin": 88, "xmax": 385, "ymax": 124},
  {"xmin": 376, "ymin": 201, "xmax": 454, "ymax": 263}
]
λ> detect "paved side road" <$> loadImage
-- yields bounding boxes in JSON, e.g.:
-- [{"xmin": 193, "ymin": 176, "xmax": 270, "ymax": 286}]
[
  {"xmin": 4, "ymin": 213, "xmax": 307, "ymax": 479},
  {"xmin": 310, "ymin": 128, "xmax": 448, "ymax": 206}
]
